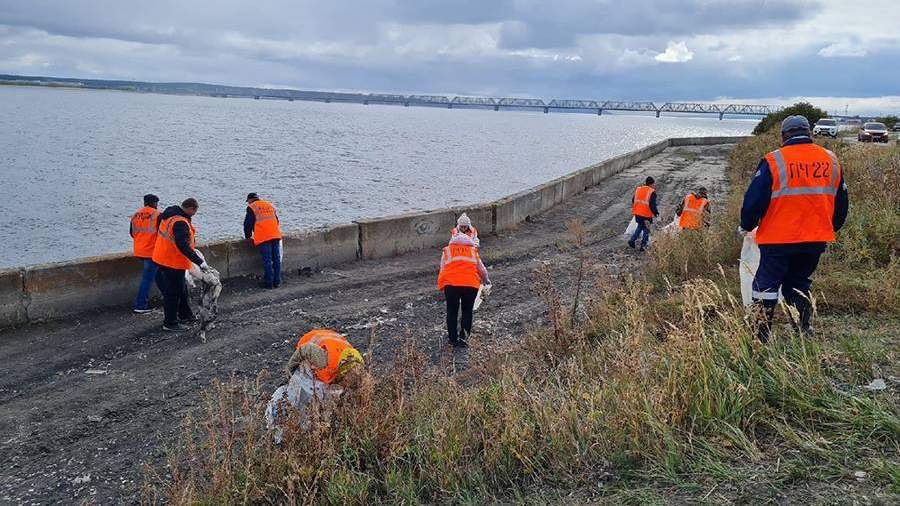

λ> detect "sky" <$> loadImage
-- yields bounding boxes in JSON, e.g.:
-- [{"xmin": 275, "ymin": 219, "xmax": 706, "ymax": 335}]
[{"xmin": 1, "ymin": 1, "xmax": 898, "ymax": 114}]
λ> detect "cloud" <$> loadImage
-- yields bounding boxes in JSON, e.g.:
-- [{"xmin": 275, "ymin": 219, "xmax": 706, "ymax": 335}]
[
  {"xmin": 655, "ymin": 41, "xmax": 693, "ymax": 63},
  {"xmin": 818, "ymin": 41, "xmax": 868, "ymax": 58}
]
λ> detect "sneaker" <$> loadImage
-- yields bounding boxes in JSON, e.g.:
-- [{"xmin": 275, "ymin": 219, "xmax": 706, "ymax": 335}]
[
  {"xmin": 257, "ymin": 281, "xmax": 274, "ymax": 289},
  {"xmin": 162, "ymin": 323, "xmax": 190, "ymax": 332},
  {"xmin": 133, "ymin": 308, "xmax": 153, "ymax": 314},
  {"xmin": 627, "ymin": 241, "xmax": 635, "ymax": 249}
]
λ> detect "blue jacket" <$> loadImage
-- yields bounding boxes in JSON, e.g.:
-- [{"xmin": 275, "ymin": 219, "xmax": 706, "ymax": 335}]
[{"xmin": 740, "ymin": 136, "xmax": 849, "ymax": 253}]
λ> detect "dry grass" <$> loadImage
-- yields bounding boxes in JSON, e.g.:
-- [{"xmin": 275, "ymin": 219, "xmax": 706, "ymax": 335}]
[{"xmin": 144, "ymin": 134, "xmax": 900, "ymax": 504}]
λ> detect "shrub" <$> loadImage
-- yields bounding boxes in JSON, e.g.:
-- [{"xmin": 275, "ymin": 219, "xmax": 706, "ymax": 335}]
[{"xmin": 753, "ymin": 102, "xmax": 828, "ymax": 136}]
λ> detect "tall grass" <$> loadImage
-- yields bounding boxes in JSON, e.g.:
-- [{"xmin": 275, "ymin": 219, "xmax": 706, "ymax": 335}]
[{"xmin": 145, "ymin": 135, "xmax": 900, "ymax": 504}]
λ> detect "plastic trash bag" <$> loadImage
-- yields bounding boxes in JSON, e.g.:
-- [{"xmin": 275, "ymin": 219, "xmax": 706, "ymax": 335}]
[
  {"xmin": 265, "ymin": 363, "xmax": 343, "ymax": 441},
  {"xmin": 739, "ymin": 228, "xmax": 781, "ymax": 306},
  {"xmin": 473, "ymin": 284, "xmax": 492, "ymax": 311},
  {"xmin": 660, "ymin": 214, "xmax": 681, "ymax": 236},
  {"xmin": 624, "ymin": 217, "xmax": 637, "ymax": 237},
  {"xmin": 185, "ymin": 251, "xmax": 223, "ymax": 341}
]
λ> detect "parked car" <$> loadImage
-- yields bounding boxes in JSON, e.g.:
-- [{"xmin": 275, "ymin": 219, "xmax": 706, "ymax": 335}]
[
  {"xmin": 858, "ymin": 122, "xmax": 889, "ymax": 143},
  {"xmin": 813, "ymin": 118, "xmax": 838, "ymax": 138},
  {"xmin": 893, "ymin": 123, "xmax": 900, "ymax": 132}
]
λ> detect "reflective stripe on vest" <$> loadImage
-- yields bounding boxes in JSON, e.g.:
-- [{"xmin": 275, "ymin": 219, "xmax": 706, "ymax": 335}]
[
  {"xmin": 757, "ymin": 144, "xmax": 840, "ymax": 245},
  {"xmin": 152, "ymin": 215, "xmax": 196, "ymax": 270},
  {"xmin": 131, "ymin": 206, "xmax": 160, "ymax": 258},
  {"xmin": 632, "ymin": 185, "xmax": 655, "ymax": 218},
  {"xmin": 249, "ymin": 200, "xmax": 282, "ymax": 246}
]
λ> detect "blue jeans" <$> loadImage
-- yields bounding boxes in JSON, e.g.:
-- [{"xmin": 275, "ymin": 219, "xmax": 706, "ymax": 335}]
[
  {"xmin": 259, "ymin": 239, "xmax": 282, "ymax": 287},
  {"xmin": 629, "ymin": 216, "xmax": 651, "ymax": 248},
  {"xmin": 134, "ymin": 258, "xmax": 164, "ymax": 309}
]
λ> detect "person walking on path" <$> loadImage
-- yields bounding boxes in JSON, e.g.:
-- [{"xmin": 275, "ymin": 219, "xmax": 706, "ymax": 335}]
[
  {"xmin": 676, "ymin": 187, "xmax": 710, "ymax": 230},
  {"xmin": 152, "ymin": 198, "xmax": 208, "ymax": 332},
  {"xmin": 130, "ymin": 194, "xmax": 163, "ymax": 313},
  {"xmin": 244, "ymin": 193, "xmax": 283, "ymax": 289},
  {"xmin": 437, "ymin": 232, "xmax": 491, "ymax": 347},
  {"xmin": 740, "ymin": 115, "xmax": 849, "ymax": 341},
  {"xmin": 628, "ymin": 176, "xmax": 659, "ymax": 251}
]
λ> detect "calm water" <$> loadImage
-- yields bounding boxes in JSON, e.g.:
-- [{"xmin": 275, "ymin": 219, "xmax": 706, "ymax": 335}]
[{"xmin": 0, "ymin": 86, "xmax": 754, "ymax": 268}]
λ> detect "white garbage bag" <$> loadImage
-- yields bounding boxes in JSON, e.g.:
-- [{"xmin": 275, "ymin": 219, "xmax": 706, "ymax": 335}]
[
  {"xmin": 265, "ymin": 363, "xmax": 344, "ymax": 440},
  {"xmin": 739, "ymin": 228, "xmax": 782, "ymax": 306},
  {"xmin": 661, "ymin": 214, "xmax": 681, "ymax": 235},
  {"xmin": 624, "ymin": 217, "xmax": 637, "ymax": 238},
  {"xmin": 473, "ymin": 284, "xmax": 492, "ymax": 311}
]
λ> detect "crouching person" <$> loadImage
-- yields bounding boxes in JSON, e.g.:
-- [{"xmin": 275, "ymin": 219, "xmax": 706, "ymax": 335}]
[{"xmin": 265, "ymin": 329, "xmax": 364, "ymax": 438}]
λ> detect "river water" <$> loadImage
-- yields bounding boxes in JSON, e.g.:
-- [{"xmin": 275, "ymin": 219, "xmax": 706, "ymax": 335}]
[{"xmin": 0, "ymin": 86, "xmax": 754, "ymax": 268}]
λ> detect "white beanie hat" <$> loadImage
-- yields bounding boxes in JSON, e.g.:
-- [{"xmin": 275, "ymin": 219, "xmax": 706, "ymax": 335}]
[{"xmin": 457, "ymin": 213, "xmax": 472, "ymax": 228}]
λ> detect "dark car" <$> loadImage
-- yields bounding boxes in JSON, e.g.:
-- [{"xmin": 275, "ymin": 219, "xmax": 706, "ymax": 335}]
[{"xmin": 858, "ymin": 122, "xmax": 889, "ymax": 143}]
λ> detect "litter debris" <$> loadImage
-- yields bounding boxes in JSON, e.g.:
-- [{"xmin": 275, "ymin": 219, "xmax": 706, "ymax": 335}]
[
  {"xmin": 87, "ymin": 415, "xmax": 103, "ymax": 423},
  {"xmin": 85, "ymin": 369, "xmax": 108, "ymax": 375},
  {"xmin": 854, "ymin": 471, "xmax": 867, "ymax": 481},
  {"xmin": 863, "ymin": 378, "xmax": 887, "ymax": 391},
  {"xmin": 187, "ymin": 251, "xmax": 222, "ymax": 343},
  {"xmin": 72, "ymin": 475, "xmax": 91, "ymax": 485}
]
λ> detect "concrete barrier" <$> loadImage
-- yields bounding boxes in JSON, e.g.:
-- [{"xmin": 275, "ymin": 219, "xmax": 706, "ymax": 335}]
[
  {"xmin": 2, "ymin": 136, "xmax": 746, "ymax": 327},
  {"xmin": 0, "ymin": 269, "xmax": 25, "ymax": 327},
  {"xmin": 23, "ymin": 254, "xmax": 144, "ymax": 321}
]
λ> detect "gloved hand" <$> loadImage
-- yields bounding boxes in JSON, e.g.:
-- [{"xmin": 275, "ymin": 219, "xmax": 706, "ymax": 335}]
[
  {"xmin": 200, "ymin": 261, "xmax": 211, "ymax": 272},
  {"xmin": 737, "ymin": 226, "xmax": 748, "ymax": 237},
  {"xmin": 482, "ymin": 284, "xmax": 493, "ymax": 297}
]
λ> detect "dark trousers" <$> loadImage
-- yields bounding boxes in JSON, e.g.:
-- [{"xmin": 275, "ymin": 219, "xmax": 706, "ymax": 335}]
[
  {"xmin": 752, "ymin": 247, "xmax": 822, "ymax": 339},
  {"xmin": 629, "ymin": 216, "xmax": 651, "ymax": 248},
  {"xmin": 444, "ymin": 285, "xmax": 478, "ymax": 342},
  {"xmin": 258, "ymin": 239, "xmax": 282, "ymax": 287},
  {"xmin": 158, "ymin": 265, "xmax": 194, "ymax": 326}
]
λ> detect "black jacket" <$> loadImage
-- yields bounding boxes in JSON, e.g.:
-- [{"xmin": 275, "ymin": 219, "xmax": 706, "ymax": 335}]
[{"xmin": 157, "ymin": 205, "xmax": 204, "ymax": 267}]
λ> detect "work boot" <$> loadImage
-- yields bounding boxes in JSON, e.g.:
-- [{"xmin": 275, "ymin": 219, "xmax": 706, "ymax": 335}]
[
  {"xmin": 755, "ymin": 305, "xmax": 775, "ymax": 343},
  {"xmin": 258, "ymin": 281, "xmax": 274, "ymax": 289},
  {"xmin": 162, "ymin": 323, "xmax": 190, "ymax": 332},
  {"xmin": 179, "ymin": 314, "xmax": 198, "ymax": 324},
  {"xmin": 627, "ymin": 240, "xmax": 635, "ymax": 249},
  {"xmin": 638, "ymin": 245, "xmax": 646, "ymax": 252}
]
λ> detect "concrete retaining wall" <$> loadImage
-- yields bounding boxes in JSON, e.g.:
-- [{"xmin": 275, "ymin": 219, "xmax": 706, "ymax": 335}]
[{"xmin": 1, "ymin": 136, "xmax": 745, "ymax": 328}]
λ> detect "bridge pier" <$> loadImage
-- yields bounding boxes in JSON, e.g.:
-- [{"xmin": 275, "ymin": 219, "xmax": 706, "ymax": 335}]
[
  {"xmin": 363, "ymin": 100, "xmax": 368, "ymax": 105},
  {"xmin": 719, "ymin": 112, "xmax": 724, "ymax": 120},
  {"xmin": 597, "ymin": 108, "xmax": 602, "ymax": 116},
  {"xmin": 447, "ymin": 103, "xmax": 452, "ymax": 109},
  {"xmin": 404, "ymin": 102, "xmax": 409, "ymax": 107},
  {"xmin": 655, "ymin": 110, "xmax": 660, "ymax": 118},
  {"xmin": 493, "ymin": 105, "xmax": 499, "ymax": 111},
  {"xmin": 543, "ymin": 107, "xmax": 549, "ymax": 114}
]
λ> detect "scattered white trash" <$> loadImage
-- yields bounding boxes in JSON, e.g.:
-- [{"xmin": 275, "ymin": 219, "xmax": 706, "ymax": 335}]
[{"xmin": 863, "ymin": 378, "xmax": 887, "ymax": 391}]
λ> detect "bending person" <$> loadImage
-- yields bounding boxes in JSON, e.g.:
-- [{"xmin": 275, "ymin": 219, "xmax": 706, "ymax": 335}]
[{"xmin": 438, "ymin": 232, "xmax": 491, "ymax": 348}]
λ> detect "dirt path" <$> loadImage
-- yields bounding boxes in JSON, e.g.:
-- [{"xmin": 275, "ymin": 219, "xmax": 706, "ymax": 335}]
[{"xmin": 0, "ymin": 144, "xmax": 732, "ymax": 504}]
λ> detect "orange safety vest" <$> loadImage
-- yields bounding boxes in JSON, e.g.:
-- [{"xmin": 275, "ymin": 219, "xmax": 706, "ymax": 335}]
[
  {"xmin": 678, "ymin": 194, "xmax": 709, "ymax": 230},
  {"xmin": 296, "ymin": 329, "xmax": 354, "ymax": 384},
  {"xmin": 130, "ymin": 206, "xmax": 160, "ymax": 258},
  {"xmin": 248, "ymin": 200, "xmax": 282, "ymax": 246},
  {"xmin": 152, "ymin": 215, "xmax": 196, "ymax": 270},
  {"xmin": 437, "ymin": 242, "xmax": 482, "ymax": 291},
  {"xmin": 756, "ymin": 144, "xmax": 841, "ymax": 245},
  {"xmin": 632, "ymin": 185, "xmax": 655, "ymax": 218}
]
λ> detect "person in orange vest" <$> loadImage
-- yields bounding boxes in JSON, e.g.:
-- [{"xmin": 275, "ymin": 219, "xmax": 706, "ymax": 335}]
[
  {"xmin": 628, "ymin": 176, "xmax": 659, "ymax": 251},
  {"xmin": 130, "ymin": 194, "xmax": 163, "ymax": 313},
  {"xmin": 285, "ymin": 328, "xmax": 365, "ymax": 386},
  {"xmin": 450, "ymin": 213, "xmax": 480, "ymax": 247},
  {"xmin": 676, "ymin": 187, "xmax": 710, "ymax": 230},
  {"xmin": 740, "ymin": 115, "xmax": 849, "ymax": 341},
  {"xmin": 437, "ymin": 232, "xmax": 491, "ymax": 347},
  {"xmin": 244, "ymin": 193, "xmax": 283, "ymax": 289},
  {"xmin": 152, "ymin": 198, "xmax": 208, "ymax": 332}
]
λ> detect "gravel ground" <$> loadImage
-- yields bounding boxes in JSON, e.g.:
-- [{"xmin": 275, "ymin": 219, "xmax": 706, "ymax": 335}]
[{"xmin": 0, "ymin": 144, "xmax": 732, "ymax": 504}]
